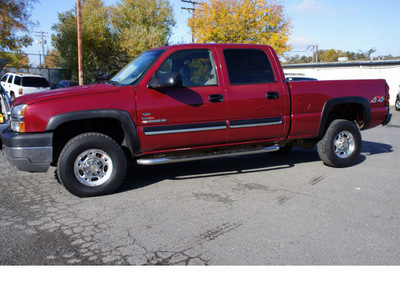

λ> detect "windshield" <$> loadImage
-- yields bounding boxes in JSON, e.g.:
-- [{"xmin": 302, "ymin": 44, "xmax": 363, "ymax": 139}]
[{"xmin": 111, "ymin": 50, "xmax": 164, "ymax": 86}]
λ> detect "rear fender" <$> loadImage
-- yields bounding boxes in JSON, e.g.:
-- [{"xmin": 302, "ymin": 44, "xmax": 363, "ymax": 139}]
[{"xmin": 317, "ymin": 96, "xmax": 371, "ymax": 138}]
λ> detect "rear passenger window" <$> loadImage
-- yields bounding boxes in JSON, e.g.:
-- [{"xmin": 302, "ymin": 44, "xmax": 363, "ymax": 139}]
[
  {"xmin": 223, "ymin": 49, "xmax": 275, "ymax": 85},
  {"xmin": 14, "ymin": 76, "xmax": 21, "ymax": 86}
]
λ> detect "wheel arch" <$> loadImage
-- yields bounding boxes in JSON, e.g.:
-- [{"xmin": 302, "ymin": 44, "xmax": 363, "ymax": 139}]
[
  {"xmin": 317, "ymin": 96, "xmax": 371, "ymax": 139},
  {"xmin": 47, "ymin": 109, "xmax": 139, "ymax": 163}
]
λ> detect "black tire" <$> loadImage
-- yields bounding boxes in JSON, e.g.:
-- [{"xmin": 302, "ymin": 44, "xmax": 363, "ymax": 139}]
[
  {"xmin": 10, "ymin": 92, "xmax": 15, "ymax": 102},
  {"xmin": 57, "ymin": 133, "xmax": 127, "ymax": 197},
  {"xmin": 317, "ymin": 119, "xmax": 362, "ymax": 168},
  {"xmin": 395, "ymin": 96, "xmax": 400, "ymax": 111}
]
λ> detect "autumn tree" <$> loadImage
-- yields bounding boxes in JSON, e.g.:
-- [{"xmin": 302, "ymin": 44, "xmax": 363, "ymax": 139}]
[
  {"xmin": 44, "ymin": 49, "xmax": 61, "ymax": 69},
  {"xmin": 0, "ymin": 0, "xmax": 37, "ymax": 67},
  {"xmin": 188, "ymin": 0, "xmax": 291, "ymax": 55}
]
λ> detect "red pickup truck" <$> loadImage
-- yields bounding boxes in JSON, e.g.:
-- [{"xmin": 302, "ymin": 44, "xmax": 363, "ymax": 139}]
[{"xmin": 0, "ymin": 44, "xmax": 392, "ymax": 197}]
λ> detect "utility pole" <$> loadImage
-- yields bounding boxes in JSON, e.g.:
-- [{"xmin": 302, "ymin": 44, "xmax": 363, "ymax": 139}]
[
  {"xmin": 308, "ymin": 44, "xmax": 319, "ymax": 63},
  {"xmin": 77, "ymin": 0, "xmax": 84, "ymax": 85},
  {"xmin": 181, "ymin": 0, "xmax": 202, "ymax": 43},
  {"xmin": 35, "ymin": 31, "xmax": 48, "ymax": 67}
]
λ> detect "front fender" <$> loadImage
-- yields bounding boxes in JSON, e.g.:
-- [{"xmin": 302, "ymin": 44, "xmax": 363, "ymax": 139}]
[{"xmin": 46, "ymin": 109, "xmax": 140, "ymax": 155}]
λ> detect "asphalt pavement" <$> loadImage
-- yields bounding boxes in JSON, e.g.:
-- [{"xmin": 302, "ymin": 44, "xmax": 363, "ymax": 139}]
[{"xmin": 0, "ymin": 111, "xmax": 399, "ymax": 265}]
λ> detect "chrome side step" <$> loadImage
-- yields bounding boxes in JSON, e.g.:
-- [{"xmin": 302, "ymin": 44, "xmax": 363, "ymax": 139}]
[{"xmin": 136, "ymin": 144, "xmax": 280, "ymax": 166}]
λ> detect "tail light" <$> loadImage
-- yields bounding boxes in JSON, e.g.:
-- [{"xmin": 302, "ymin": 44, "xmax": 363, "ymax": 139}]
[
  {"xmin": 18, "ymin": 88, "xmax": 23, "ymax": 95},
  {"xmin": 385, "ymin": 83, "xmax": 390, "ymax": 107}
]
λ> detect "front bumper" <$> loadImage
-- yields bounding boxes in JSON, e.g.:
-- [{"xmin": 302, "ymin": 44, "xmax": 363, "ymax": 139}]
[{"xmin": 1, "ymin": 126, "xmax": 53, "ymax": 172}]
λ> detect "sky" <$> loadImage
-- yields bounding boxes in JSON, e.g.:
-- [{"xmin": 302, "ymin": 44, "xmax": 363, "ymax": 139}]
[{"xmin": 23, "ymin": 0, "xmax": 399, "ymax": 66}]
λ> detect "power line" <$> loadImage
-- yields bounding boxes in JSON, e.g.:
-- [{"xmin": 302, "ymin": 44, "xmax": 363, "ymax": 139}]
[{"xmin": 181, "ymin": 0, "xmax": 203, "ymax": 42}]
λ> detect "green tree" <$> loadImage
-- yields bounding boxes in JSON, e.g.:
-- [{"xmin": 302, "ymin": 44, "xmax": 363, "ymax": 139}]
[
  {"xmin": 0, "ymin": 0, "xmax": 37, "ymax": 67},
  {"xmin": 52, "ymin": 0, "xmax": 122, "ymax": 82},
  {"xmin": 283, "ymin": 54, "xmax": 312, "ymax": 65},
  {"xmin": 188, "ymin": 0, "xmax": 292, "ymax": 55},
  {"xmin": 52, "ymin": 0, "xmax": 175, "ymax": 83},
  {"xmin": 110, "ymin": 0, "xmax": 175, "ymax": 58}
]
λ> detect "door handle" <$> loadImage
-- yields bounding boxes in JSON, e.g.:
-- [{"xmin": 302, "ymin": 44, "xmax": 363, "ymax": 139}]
[
  {"xmin": 266, "ymin": 92, "xmax": 280, "ymax": 100},
  {"xmin": 209, "ymin": 94, "xmax": 224, "ymax": 103}
]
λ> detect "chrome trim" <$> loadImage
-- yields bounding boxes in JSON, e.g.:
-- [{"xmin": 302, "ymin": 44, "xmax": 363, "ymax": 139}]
[
  {"xmin": 229, "ymin": 120, "xmax": 282, "ymax": 129},
  {"xmin": 137, "ymin": 144, "xmax": 280, "ymax": 165},
  {"xmin": 144, "ymin": 125, "xmax": 227, "ymax": 136}
]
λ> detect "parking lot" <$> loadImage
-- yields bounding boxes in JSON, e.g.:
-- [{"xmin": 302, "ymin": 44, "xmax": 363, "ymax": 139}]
[{"xmin": 0, "ymin": 112, "xmax": 399, "ymax": 265}]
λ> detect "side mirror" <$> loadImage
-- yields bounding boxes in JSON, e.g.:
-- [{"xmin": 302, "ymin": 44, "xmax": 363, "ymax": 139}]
[{"xmin": 148, "ymin": 72, "xmax": 183, "ymax": 89}]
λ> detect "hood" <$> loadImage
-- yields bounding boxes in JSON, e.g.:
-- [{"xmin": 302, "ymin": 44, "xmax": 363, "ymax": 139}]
[
  {"xmin": 0, "ymin": 58, "xmax": 10, "ymax": 72},
  {"xmin": 14, "ymin": 83, "xmax": 122, "ymax": 106}
]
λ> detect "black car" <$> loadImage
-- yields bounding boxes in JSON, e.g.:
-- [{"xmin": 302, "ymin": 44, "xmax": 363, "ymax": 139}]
[{"xmin": 52, "ymin": 80, "xmax": 79, "ymax": 89}]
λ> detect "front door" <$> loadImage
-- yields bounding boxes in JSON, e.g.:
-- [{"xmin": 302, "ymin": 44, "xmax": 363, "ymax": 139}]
[{"xmin": 136, "ymin": 48, "xmax": 227, "ymax": 153}]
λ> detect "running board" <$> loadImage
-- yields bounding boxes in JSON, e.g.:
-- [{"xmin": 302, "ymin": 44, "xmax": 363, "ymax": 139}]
[{"xmin": 136, "ymin": 145, "xmax": 280, "ymax": 166}]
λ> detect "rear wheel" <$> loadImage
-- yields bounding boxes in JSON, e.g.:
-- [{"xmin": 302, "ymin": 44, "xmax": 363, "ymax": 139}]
[
  {"xmin": 317, "ymin": 119, "xmax": 361, "ymax": 168},
  {"xmin": 395, "ymin": 96, "xmax": 400, "ymax": 111},
  {"xmin": 57, "ymin": 132, "xmax": 127, "ymax": 197}
]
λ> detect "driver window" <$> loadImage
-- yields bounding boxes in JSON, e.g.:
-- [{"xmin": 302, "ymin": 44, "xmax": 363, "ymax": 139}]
[{"xmin": 155, "ymin": 49, "xmax": 218, "ymax": 87}]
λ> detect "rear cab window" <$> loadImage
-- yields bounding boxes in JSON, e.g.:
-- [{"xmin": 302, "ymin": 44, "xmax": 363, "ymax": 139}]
[
  {"xmin": 223, "ymin": 49, "xmax": 275, "ymax": 85},
  {"xmin": 1, "ymin": 74, "xmax": 8, "ymax": 82},
  {"xmin": 21, "ymin": 77, "xmax": 50, "ymax": 88}
]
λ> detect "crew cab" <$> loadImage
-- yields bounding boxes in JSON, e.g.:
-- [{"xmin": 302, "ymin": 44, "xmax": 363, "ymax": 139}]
[{"xmin": 0, "ymin": 44, "xmax": 392, "ymax": 197}]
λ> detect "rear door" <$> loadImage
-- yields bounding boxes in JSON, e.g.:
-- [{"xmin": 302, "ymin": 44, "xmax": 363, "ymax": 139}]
[
  {"xmin": 219, "ymin": 47, "xmax": 290, "ymax": 143},
  {"xmin": 136, "ymin": 47, "xmax": 227, "ymax": 153}
]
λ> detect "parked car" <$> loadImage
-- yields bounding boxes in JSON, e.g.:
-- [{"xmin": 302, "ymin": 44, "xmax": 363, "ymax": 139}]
[
  {"xmin": 0, "ymin": 72, "xmax": 50, "ymax": 102},
  {"xmin": 0, "ymin": 44, "xmax": 391, "ymax": 197},
  {"xmin": 52, "ymin": 80, "xmax": 79, "ymax": 89},
  {"xmin": 396, "ymin": 86, "xmax": 400, "ymax": 111}
]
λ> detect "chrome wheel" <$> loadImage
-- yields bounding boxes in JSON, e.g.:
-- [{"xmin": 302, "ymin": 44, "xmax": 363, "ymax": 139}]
[
  {"xmin": 74, "ymin": 149, "xmax": 113, "ymax": 187},
  {"xmin": 396, "ymin": 98, "xmax": 400, "ymax": 111},
  {"xmin": 333, "ymin": 130, "xmax": 355, "ymax": 159}
]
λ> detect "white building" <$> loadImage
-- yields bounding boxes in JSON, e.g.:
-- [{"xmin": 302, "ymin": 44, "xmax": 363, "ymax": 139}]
[{"xmin": 283, "ymin": 60, "xmax": 400, "ymax": 107}]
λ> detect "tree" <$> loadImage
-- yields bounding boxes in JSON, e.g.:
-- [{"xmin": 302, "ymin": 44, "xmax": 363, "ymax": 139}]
[
  {"xmin": 44, "ymin": 49, "xmax": 61, "ymax": 69},
  {"xmin": 318, "ymin": 49, "xmax": 346, "ymax": 62},
  {"xmin": 187, "ymin": 0, "xmax": 291, "ymax": 55},
  {"xmin": 284, "ymin": 48, "xmax": 379, "ymax": 65},
  {"xmin": 110, "ymin": 0, "xmax": 175, "ymax": 58},
  {"xmin": 52, "ymin": 0, "xmax": 120, "ymax": 82},
  {"xmin": 0, "ymin": 0, "xmax": 37, "ymax": 67},
  {"xmin": 52, "ymin": 0, "xmax": 175, "ymax": 83},
  {"xmin": 283, "ymin": 54, "xmax": 312, "ymax": 65}
]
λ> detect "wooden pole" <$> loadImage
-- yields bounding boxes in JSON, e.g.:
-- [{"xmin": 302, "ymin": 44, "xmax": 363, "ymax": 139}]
[{"xmin": 77, "ymin": 0, "xmax": 83, "ymax": 85}]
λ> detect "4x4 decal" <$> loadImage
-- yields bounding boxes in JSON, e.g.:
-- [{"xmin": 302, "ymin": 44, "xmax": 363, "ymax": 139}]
[{"xmin": 370, "ymin": 96, "xmax": 385, "ymax": 103}]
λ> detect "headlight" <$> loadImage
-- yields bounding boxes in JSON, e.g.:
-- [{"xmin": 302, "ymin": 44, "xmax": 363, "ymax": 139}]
[{"xmin": 11, "ymin": 104, "xmax": 28, "ymax": 132}]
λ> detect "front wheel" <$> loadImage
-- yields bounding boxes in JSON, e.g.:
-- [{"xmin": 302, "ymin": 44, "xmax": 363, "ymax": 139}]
[
  {"xmin": 395, "ymin": 96, "xmax": 400, "ymax": 111},
  {"xmin": 57, "ymin": 133, "xmax": 127, "ymax": 197},
  {"xmin": 317, "ymin": 119, "xmax": 362, "ymax": 168}
]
